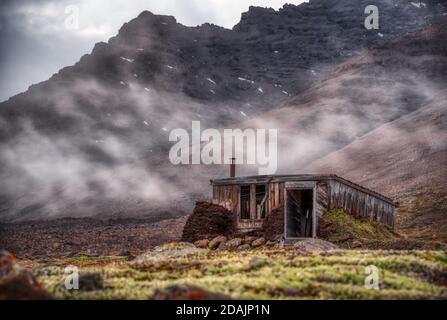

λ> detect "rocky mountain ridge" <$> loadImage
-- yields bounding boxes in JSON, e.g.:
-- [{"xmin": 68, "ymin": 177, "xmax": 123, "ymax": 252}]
[{"xmin": 0, "ymin": 0, "xmax": 446, "ymax": 222}]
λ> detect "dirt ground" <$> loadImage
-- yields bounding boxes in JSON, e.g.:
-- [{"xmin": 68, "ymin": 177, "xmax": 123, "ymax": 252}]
[{"xmin": 0, "ymin": 216, "xmax": 187, "ymax": 259}]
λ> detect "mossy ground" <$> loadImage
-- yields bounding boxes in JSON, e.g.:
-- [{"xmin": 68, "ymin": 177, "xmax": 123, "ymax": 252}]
[
  {"xmin": 318, "ymin": 209, "xmax": 436, "ymax": 249},
  {"xmin": 27, "ymin": 248, "xmax": 447, "ymax": 300},
  {"xmin": 322, "ymin": 209, "xmax": 399, "ymax": 239}
]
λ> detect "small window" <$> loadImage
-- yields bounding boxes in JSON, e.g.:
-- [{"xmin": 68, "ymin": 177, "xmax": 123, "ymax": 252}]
[{"xmin": 240, "ymin": 185, "xmax": 250, "ymax": 219}]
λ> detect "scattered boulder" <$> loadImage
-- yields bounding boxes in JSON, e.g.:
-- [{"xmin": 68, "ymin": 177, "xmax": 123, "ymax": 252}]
[
  {"xmin": 78, "ymin": 273, "xmax": 104, "ymax": 291},
  {"xmin": 194, "ymin": 239, "xmax": 209, "ymax": 248},
  {"xmin": 208, "ymin": 236, "xmax": 227, "ymax": 250},
  {"xmin": 243, "ymin": 236, "xmax": 258, "ymax": 245},
  {"xmin": 236, "ymin": 244, "xmax": 251, "ymax": 251},
  {"xmin": 182, "ymin": 201, "xmax": 236, "ymax": 243},
  {"xmin": 194, "ymin": 235, "xmax": 278, "ymax": 251},
  {"xmin": 292, "ymin": 239, "xmax": 340, "ymax": 251},
  {"xmin": 151, "ymin": 284, "xmax": 231, "ymax": 300},
  {"xmin": 221, "ymin": 238, "xmax": 244, "ymax": 250},
  {"xmin": 251, "ymin": 237, "xmax": 266, "ymax": 248},
  {"xmin": 265, "ymin": 240, "xmax": 278, "ymax": 247}
]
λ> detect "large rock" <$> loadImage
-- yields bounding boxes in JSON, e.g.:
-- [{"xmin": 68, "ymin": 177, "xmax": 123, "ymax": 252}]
[
  {"xmin": 182, "ymin": 202, "xmax": 236, "ymax": 243},
  {"xmin": 243, "ymin": 236, "xmax": 258, "ymax": 245},
  {"xmin": 0, "ymin": 271, "xmax": 53, "ymax": 300},
  {"xmin": 251, "ymin": 237, "xmax": 266, "ymax": 248},
  {"xmin": 208, "ymin": 236, "xmax": 227, "ymax": 250},
  {"xmin": 0, "ymin": 251, "xmax": 53, "ymax": 300},
  {"xmin": 220, "ymin": 238, "xmax": 244, "ymax": 251},
  {"xmin": 194, "ymin": 239, "xmax": 209, "ymax": 248},
  {"xmin": 292, "ymin": 239, "xmax": 340, "ymax": 251},
  {"xmin": 265, "ymin": 240, "xmax": 278, "ymax": 247}
]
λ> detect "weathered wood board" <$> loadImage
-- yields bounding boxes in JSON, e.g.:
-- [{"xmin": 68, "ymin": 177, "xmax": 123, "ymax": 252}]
[{"xmin": 211, "ymin": 175, "xmax": 396, "ymax": 233}]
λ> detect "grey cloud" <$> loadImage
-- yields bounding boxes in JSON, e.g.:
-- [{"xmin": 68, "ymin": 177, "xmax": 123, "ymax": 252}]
[{"xmin": 0, "ymin": 0, "xmax": 306, "ymax": 101}]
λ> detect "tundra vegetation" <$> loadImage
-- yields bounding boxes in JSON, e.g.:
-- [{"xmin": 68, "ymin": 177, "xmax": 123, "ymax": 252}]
[{"xmin": 27, "ymin": 247, "xmax": 446, "ymax": 300}]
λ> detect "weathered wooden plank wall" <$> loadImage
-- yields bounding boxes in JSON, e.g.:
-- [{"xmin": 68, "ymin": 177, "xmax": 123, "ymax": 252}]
[
  {"xmin": 213, "ymin": 178, "xmax": 395, "ymax": 231},
  {"xmin": 316, "ymin": 182, "xmax": 329, "ymax": 220},
  {"xmin": 212, "ymin": 185, "xmax": 239, "ymax": 214},
  {"xmin": 214, "ymin": 182, "xmax": 285, "ymax": 217},
  {"xmin": 328, "ymin": 180, "xmax": 394, "ymax": 227},
  {"xmin": 267, "ymin": 182, "xmax": 284, "ymax": 214}
]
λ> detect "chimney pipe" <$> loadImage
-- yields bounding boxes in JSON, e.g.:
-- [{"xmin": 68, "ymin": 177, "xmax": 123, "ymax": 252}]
[{"xmin": 230, "ymin": 158, "xmax": 236, "ymax": 178}]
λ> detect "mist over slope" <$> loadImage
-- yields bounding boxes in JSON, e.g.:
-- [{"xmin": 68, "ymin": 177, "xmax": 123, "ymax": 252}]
[
  {"xmin": 203, "ymin": 16, "xmax": 447, "ymax": 240},
  {"xmin": 0, "ymin": 0, "xmax": 446, "ymax": 221},
  {"xmin": 291, "ymin": 17, "xmax": 447, "ymax": 240},
  {"xmin": 306, "ymin": 88, "xmax": 447, "ymax": 241},
  {"xmin": 241, "ymin": 14, "xmax": 447, "ymax": 171}
]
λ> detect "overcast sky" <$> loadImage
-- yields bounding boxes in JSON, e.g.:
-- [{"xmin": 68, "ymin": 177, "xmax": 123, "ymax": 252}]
[{"xmin": 0, "ymin": 0, "xmax": 306, "ymax": 102}]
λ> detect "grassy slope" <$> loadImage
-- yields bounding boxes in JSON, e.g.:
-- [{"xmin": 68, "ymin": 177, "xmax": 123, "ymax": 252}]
[
  {"xmin": 310, "ymin": 209, "xmax": 443, "ymax": 250},
  {"xmin": 318, "ymin": 209, "xmax": 411, "ymax": 249},
  {"xmin": 29, "ymin": 249, "xmax": 447, "ymax": 300},
  {"xmin": 321, "ymin": 209, "xmax": 399, "ymax": 239}
]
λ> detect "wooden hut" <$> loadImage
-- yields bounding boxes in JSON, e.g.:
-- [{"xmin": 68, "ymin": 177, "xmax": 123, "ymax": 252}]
[{"xmin": 210, "ymin": 174, "xmax": 397, "ymax": 240}]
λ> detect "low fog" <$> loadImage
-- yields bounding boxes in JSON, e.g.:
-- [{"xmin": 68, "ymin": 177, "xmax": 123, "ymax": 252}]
[{"xmin": 0, "ymin": 1, "xmax": 445, "ymax": 221}]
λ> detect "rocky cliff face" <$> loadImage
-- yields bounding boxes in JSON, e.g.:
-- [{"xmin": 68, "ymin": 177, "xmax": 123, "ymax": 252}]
[{"xmin": 0, "ymin": 0, "xmax": 445, "ymax": 221}]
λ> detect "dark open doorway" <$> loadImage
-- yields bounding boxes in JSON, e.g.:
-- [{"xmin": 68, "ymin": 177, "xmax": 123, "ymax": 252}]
[{"xmin": 285, "ymin": 189, "xmax": 314, "ymax": 238}]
